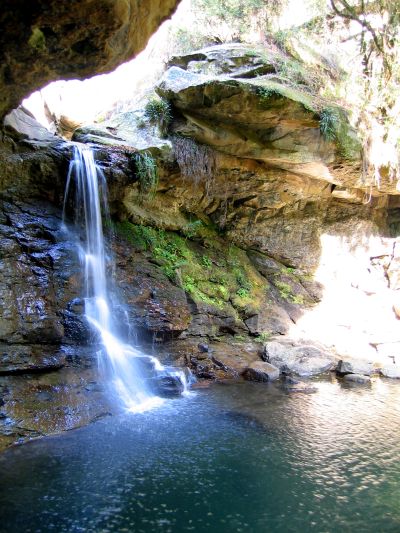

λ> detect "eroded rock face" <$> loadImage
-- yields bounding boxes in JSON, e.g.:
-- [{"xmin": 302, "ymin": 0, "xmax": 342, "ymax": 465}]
[
  {"xmin": 0, "ymin": 0, "xmax": 179, "ymax": 119},
  {"xmin": 158, "ymin": 45, "xmax": 363, "ymax": 188}
]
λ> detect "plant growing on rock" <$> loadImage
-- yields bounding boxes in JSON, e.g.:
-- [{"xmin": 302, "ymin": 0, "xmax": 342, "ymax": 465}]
[
  {"xmin": 172, "ymin": 136, "xmax": 215, "ymax": 193},
  {"xmin": 319, "ymin": 107, "xmax": 339, "ymax": 141},
  {"xmin": 144, "ymin": 96, "xmax": 172, "ymax": 137},
  {"xmin": 254, "ymin": 332, "xmax": 271, "ymax": 343},
  {"xmin": 183, "ymin": 219, "xmax": 203, "ymax": 239},
  {"xmin": 134, "ymin": 152, "xmax": 159, "ymax": 198}
]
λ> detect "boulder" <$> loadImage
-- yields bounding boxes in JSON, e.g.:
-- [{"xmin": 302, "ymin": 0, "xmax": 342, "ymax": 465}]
[
  {"xmin": 380, "ymin": 365, "xmax": 400, "ymax": 379},
  {"xmin": 244, "ymin": 304, "xmax": 292, "ymax": 335},
  {"xmin": 263, "ymin": 340, "xmax": 336, "ymax": 377},
  {"xmin": 242, "ymin": 361, "xmax": 280, "ymax": 382},
  {"xmin": 149, "ymin": 372, "xmax": 186, "ymax": 397},
  {"xmin": 336, "ymin": 359, "xmax": 374, "ymax": 376}
]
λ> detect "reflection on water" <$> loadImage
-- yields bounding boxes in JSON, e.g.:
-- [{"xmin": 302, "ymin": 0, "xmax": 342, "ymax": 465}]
[{"xmin": 0, "ymin": 379, "xmax": 400, "ymax": 532}]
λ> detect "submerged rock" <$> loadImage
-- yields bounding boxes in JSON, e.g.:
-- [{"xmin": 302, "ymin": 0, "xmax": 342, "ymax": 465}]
[
  {"xmin": 343, "ymin": 373, "xmax": 371, "ymax": 384},
  {"xmin": 281, "ymin": 375, "xmax": 318, "ymax": 394}
]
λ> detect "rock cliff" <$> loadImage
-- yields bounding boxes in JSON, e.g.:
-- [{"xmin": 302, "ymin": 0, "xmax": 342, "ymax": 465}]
[{"xmin": 0, "ymin": 44, "xmax": 399, "ymax": 451}]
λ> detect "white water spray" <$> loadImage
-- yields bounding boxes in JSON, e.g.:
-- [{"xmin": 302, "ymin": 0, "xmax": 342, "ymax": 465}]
[{"xmin": 64, "ymin": 144, "xmax": 188, "ymax": 412}]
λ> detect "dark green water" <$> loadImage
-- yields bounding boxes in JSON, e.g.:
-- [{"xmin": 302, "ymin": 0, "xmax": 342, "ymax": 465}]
[{"xmin": 1, "ymin": 378, "xmax": 400, "ymax": 533}]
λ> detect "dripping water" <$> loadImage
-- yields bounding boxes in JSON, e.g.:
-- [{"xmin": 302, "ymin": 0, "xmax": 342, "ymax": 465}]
[{"xmin": 63, "ymin": 144, "xmax": 189, "ymax": 412}]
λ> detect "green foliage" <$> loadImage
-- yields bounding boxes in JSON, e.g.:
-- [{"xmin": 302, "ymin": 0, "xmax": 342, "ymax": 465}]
[
  {"xmin": 235, "ymin": 269, "xmax": 252, "ymax": 294},
  {"xmin": 274, "ymin": 280, "xmax": 304, "ymax": 305},
  {"xmin": 291, "ymin": 294, "xmax": 305, "ymax": 305},
  {"xmin": 254, "ymin": 332, "xmax": 271, "ymax": 343},
  {"xmin": 169, "ymin": 27, "xmax": 213, "ymax": 55},
  {"xmin": 134, "ymin": 152, "xmax": 158, "ymax": 198},
  {"xmin": 256, "ymin": 86, "xmax": 282, "ymax": 105},
  {"xmin": 319, "ymin": 107, "xmax": 359, "ymax": 160},
  {"xmin": 191, "ymin": 0, "xmax": 288, "ymax": 41},
  {"xmin": 144, "ymin": 96, "xmax": 172, "ymax": 137},
  {"xmin": 201, "ymin": 255, "xmax": 212, "ymax": 268},
  {"xmin": 319, "ymin": 107, "xmax": 340, "ymax": 141},
  {"xmin": 282, "ymin": 266, "xmax": 296, "ymax": 275},
  {"xmin": 183, "ymin": 219, "xmax": 203, "ymax": 239},
  {"xmin": 28, "ymin": 27, "xmax": 46, "ymax": 51},
  {"xmin": 236, "ymin": 287, "xmax": 250, "ymax": 298}
]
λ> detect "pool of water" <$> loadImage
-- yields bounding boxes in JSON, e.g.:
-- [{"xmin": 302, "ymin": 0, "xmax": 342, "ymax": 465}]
[{"xmin": 1, "ymin": 378, "xmax": 400, "ymax": 532}]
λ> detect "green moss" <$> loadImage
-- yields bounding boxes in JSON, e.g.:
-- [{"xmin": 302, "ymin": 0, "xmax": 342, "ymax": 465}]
[
  {"xmin": 274, "ymin": 280, "xmax": 305, "ymax": 305},
  {"xmin": 28, "ymin": 27, "xmax": 46, "ymax": 51},
  {"xmin": 115, "ymin": 221, "xmax": 267, "ymax": 312},
  {"xmin": 249, "ymin": 78, "xmax": 319, "ymax": 114}
]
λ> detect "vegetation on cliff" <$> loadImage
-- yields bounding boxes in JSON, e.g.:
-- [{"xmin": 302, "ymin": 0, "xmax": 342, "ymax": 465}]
[
  {"xmin": 114, "ymin": 220, "xmax": 267, "ymax": 314},
  {"xmin": 167, "ymin": 0, "xmax": 400, "ymax": 190}
]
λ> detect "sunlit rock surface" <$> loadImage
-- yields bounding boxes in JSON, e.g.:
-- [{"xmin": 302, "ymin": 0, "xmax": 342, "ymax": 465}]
[{"xmin": 0, "ymin": 0, "xmax": 179, "ymax": 120}]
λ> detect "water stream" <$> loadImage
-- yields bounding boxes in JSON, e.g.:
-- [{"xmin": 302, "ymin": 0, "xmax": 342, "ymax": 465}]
[{"xmin": 63, "ymin": 144, "xmax": 187, "ymax": 412}]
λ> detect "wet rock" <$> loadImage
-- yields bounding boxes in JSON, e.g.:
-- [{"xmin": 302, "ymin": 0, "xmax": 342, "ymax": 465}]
[
  {"xmin": 198, "ymin": 342, "xmax": 209, "ymax": 353},
  {"xmin": 114, "ymin": 249, "xmax": 192, "ymax": 336},
  {"xmin": 343, "ymin": 373, "xmax": 371, "ymax": 384},
  {"xmin": 0, "ymin": 366, "xmax": 115, "ymax": 452},
  {"xmin": 336, "ymin": 359, "xmax": 374, "ymax": 376},
  {"xmin": 0, "ymin": 345, "xmax": 65, "ymax": 374},
  {"xmin": 149, "ymin": 372, "xmax": 185, "ymax": 397},
  {"xmin": 242, "ymin": 361, "xmax": 280, "ymax": 382}
]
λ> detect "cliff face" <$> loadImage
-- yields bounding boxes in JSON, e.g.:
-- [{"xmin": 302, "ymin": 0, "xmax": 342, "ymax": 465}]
[
  {"xmin": 0, "ymin": 44, "xmax": 399, "ymax": 451},
  {"xmin": 80, "ymin": 45, "xmax": 399, "ymax": 368},
  {"xmin": 0, "ymin": 0, "xmax": 179, "ymax": 120}
]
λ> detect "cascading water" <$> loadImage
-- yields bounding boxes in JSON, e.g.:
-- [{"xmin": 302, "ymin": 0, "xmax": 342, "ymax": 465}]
[{"xmin": 63, "ymin": 144, "xmax": 189, "ymax": 412}]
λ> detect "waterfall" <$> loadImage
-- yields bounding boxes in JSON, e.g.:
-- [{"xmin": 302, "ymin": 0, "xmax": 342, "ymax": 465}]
[{"xmin": 63, "ymin": 144, "xmax": 188, "ymax": 412}]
